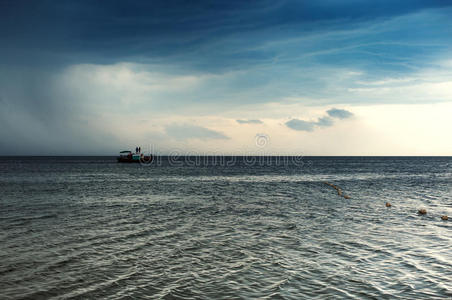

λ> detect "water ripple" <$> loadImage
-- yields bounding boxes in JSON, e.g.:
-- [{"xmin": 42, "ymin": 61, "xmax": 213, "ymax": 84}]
[{"xmin": 0, "ymin": 157, "xmax": 451, "ymax": 299}]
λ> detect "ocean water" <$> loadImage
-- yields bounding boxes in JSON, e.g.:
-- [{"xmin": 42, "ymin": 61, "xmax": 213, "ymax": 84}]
[{"xmin": 0, "ymin": 156, "xmax": 451, "ymax": 299}]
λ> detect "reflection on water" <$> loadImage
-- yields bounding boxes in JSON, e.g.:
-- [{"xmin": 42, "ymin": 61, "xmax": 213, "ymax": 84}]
[{"xmin": 0, "ymin": 157, "xmax": 451, "ymax": 299}]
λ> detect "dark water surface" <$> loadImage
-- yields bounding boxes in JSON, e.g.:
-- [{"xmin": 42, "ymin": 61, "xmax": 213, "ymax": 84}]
[{"xmin": 0, "ymin": 156, "xmax": 451, "ymax": 299}]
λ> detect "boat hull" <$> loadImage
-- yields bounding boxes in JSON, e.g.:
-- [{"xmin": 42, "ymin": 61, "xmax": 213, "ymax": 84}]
[{"xmin": 117, "ymin": 155, "xmax": 153, "ymax": 163}]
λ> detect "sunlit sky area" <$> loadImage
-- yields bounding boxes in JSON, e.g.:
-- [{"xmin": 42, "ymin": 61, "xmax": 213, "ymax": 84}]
[{"xmin": 1, "ymin": 1, "xmax": 452, "ymax": 155}]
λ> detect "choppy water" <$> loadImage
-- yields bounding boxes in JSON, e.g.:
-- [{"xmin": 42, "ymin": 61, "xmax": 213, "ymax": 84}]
[{"xmin": 0, "ymin": 156, "xmax": 451, "ymax": 299}]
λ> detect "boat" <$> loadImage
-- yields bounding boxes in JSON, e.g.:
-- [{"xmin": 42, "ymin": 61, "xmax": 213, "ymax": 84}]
[{"xmin": 117, "ymin": 150, "xmax": 153, "ymax": 163}]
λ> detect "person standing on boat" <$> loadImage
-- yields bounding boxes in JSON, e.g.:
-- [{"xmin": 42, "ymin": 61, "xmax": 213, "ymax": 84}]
[{"xmin": 135, "ymin": 146, "xmax": 138, "ymax": 153}]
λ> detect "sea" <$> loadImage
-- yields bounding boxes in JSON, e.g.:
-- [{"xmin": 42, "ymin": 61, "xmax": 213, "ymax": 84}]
[{"xmin": 0, "ymin": 156, "xmax": 451, "ymax": 299}]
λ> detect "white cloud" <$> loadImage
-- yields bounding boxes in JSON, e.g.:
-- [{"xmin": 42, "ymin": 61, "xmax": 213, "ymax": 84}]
[
  {"xmin": 165, "ymin": 124, "xmax": 229, "ymax": 140},
  {"xmin": 2, "ymin": 57, "xmax": 452, "ymax": 155}
]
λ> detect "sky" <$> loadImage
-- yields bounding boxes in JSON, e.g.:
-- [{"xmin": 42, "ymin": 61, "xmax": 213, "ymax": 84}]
[{"xmin": 1, "ymin": 0, "xmax": 452, "ymax": 155}]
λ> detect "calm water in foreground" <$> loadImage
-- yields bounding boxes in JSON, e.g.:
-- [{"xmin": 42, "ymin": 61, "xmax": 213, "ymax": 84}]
[{"xmin": 0, "ymin": 156, "xmax": 451, "ymax": 299}]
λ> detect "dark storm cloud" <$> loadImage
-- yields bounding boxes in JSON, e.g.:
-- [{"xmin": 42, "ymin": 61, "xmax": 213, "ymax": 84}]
[
  {"xmin": 0, "ymin": 0, "xmax": 450, "ymax": 69},
  {"xmin": 236, "ymin": 119, "xmax": 263, "ymax": 124},
  {"xmin": 0, "ymin": 66, "xmax": 120, "ymax": 155}
]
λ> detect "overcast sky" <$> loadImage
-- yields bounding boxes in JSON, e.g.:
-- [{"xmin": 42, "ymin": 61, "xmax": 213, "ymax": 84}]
[{"xmin": 1, "ymin": 0, "xmax": 452, "ymax": 155}]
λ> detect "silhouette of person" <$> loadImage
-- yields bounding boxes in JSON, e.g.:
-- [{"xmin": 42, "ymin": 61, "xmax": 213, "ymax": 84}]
[{"xmin": 135, "ymin": 147, "xmax": 138, "ymax": 153}]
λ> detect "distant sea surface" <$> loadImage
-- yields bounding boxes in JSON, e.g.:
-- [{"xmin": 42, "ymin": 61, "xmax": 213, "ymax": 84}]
[{"xmin": 0, "ymin": 156, "xmax": 451, "ymax": 299}]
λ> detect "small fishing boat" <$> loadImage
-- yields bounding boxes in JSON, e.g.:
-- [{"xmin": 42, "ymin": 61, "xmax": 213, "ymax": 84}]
[{"xmin": 117, "ymin": 150, "xmax": 152, "ymax": 163}]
